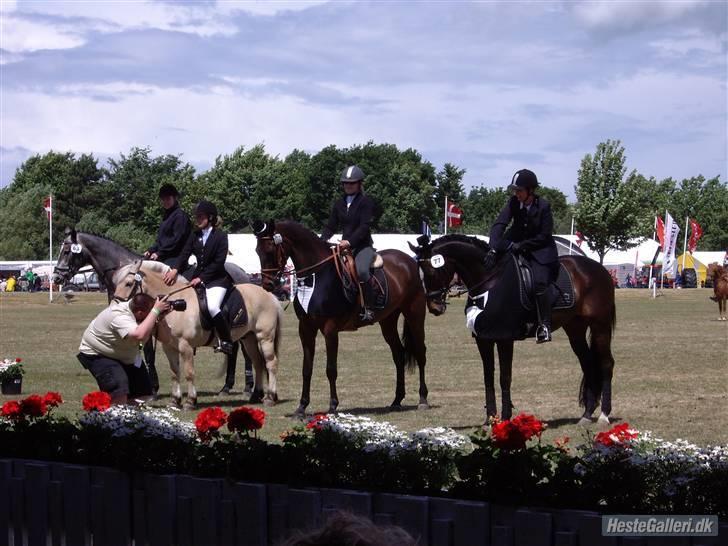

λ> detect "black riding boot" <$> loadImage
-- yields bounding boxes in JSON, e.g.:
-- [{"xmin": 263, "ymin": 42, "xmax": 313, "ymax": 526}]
[
  {"xmin": 212, "ymin": 313, "xmax": 234, "ymax": 355},
  {"xmin": 536, "ymin": 291, "xmax": 552, "ymax": 344},
  {"xmin": 359, "ymin": 281, "xmax": 374, "ymax": 322}
]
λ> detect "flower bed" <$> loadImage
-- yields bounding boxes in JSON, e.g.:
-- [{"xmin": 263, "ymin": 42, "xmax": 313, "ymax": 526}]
[{"xmin": 1, "ymin": 392, "xmax": 726, "ymax": 517}]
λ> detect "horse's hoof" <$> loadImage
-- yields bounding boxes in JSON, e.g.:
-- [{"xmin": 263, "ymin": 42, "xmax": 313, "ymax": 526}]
[
  {"xmin": 389, "ymin": 402, "xmax": 403, "ymax": 411},
  {"xmin": 597, "ymin": 413, "xmax": 610, "ymax": 427},
  {"xmin": 263, "ymin": 397, "xmax": 276, "ymax": 407},
  {"xmin": 172, "ymin": 397, "xmax": 182, "ymax": 408},
  {"xmin": 249, "ymin": 391, "xmax": 264, "ymax": 404},
  {"xmin": 417, "ymin": 402, "xmax": 430, "ymax": 410},
  {"xmin": 293, "ymin": 407, "xmax": 307, "ymax": 420},
  {"xmin": 577, "ymin": 417, "xmax": 592, "ymax": 427},
  {"xmin": 218, "ymin": 386, "xmax": 232, "ymax": 396},
  {"xmin": 182, "ymin": 399, "xmax": 196, "ymax": 411}
]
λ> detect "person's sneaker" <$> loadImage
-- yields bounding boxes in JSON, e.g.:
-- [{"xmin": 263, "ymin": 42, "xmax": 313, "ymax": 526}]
[
  {"xmin": 214, "ymin": 341, "xmax": 234, "ymax": 355},
  {"xmin": 536, "ymin": 325, "xmax": 552, "ymax": 344}
]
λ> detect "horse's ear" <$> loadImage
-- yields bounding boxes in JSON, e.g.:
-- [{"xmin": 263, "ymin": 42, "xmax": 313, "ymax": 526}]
[
  {"xmin": 268, "ymin": 219, "xmax": 275, "ymax": 231},
  {"xmin": 65, "ymin": 227, "xmax": 77, "ymax": 243},
  {"xmin": 251, "ymin": 220, "xmax": 266, "ymax": 235},
  {"xmin": 416, "ymin": 234, "xmax": 431, "ymax": 247},
  {"xmin": 408, "ymin": 241, "xmax": 420, "ymax": 254}
]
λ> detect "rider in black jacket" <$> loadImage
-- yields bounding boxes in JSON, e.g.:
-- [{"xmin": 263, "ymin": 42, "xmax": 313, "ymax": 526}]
[
  {"xmin": 321, "ymin": 165, "xmax": 378, "ymax": 321},
  {"xmin": 145, "ymin": 184, "xmax": 191, "ymax": 269},
  {"xmin": 164, "ymin": 201, "xmax": 234, "ymax": 354},
  {"xmin": 486, "ymin": 169, "xmax": 559, "ymax": 343}
]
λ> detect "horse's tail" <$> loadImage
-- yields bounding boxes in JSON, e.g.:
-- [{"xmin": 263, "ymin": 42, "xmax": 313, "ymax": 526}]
[{"xmin": 401, "ymin": 319, "xmax": 418, "ymax": 373}]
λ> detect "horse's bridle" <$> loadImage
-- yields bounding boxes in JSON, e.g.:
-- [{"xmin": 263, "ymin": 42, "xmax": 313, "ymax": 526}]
[
  {"xmin": 114, "ymin": 262, "xmax": 147, "ymax": 302},
  {"xmin": 54, "ymin": 240, "xmax": 118, "ymax": 283},
  {"xmin": 417, "ymin": 252, "xmax": 501, "ymax": 307},
  {"xmin": 256, "ymin": 229, "xmax": 335, "ymax": 285}
]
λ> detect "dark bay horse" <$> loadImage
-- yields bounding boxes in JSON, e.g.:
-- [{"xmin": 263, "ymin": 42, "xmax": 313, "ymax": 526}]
[
  {"xmin": 412, "ymin": 234, "xmax": 616, "ymax": 426},
  {"xmin": 253, "ymin": 220, "xmax": 429, "ymax": 416},
  {"xmin": 52, "ymin": 229, "xmax": 254, "ymax": 394}
]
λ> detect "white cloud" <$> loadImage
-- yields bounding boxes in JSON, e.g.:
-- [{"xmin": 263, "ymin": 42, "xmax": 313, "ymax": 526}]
[
  {"xmin": 215, "ymin": 0, "xmax": 329, "ymax": 17},
  {"xmin": 0, "ymin": 15, "xmax": 86, "ymax": 52}
]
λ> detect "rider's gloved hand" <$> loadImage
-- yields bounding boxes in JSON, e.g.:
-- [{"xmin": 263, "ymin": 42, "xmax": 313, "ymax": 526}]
[
  {"xmin": 483, "ymin": 249, "xmax": 497, "ymax": 270},
  {"xmin": 511, "ymin": 242, "xmax": 523, "ymax": 254}
]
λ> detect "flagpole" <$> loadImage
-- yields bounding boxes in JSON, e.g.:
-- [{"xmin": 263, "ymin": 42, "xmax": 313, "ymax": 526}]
[
  {"xmin": 681, "ymin": 216, "xmax": 689, "ymax": 273},
  {"xmin": 48, "ymin": 194, "xmax": 53, "ymax": 302},
  {"xmin": 444, "ymin": 195, "xmax": 448, "ymax": 235}
]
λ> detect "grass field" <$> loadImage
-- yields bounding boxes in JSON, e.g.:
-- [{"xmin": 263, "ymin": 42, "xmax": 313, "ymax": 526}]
[{"xmin": 1, "ymin": 288, "xmax": 726, "ymax": 446}]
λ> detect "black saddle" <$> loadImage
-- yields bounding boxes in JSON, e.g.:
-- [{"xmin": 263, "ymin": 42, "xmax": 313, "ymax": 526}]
[
  {"xmin": 515, "ymin": 255, "xmax": 575, "ymax": 312},
  {"xmin": 340, "ymin": 265, "xmax": 388, "ymax": 311},
  {"xmin": 195, "ymin": 286, "xmax": 248, "ymax": 331}
]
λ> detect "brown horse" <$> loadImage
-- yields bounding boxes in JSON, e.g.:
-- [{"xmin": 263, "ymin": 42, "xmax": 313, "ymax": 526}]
[
  {"xmin": 707, "ymin": 263, "xmax": 728, "ymax": 320},
  {"xmin": 252, "ymin": 220, "xmax": 429, "ymax": 416},
  {"xmin": 412, "ymin": 234, "xmax": 616, "ymax": 426}
]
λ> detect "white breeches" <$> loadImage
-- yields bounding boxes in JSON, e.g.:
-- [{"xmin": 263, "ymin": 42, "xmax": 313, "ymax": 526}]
[{"xmin": 206, "ymin": 286, "xmax": 226, "ymax": 317}]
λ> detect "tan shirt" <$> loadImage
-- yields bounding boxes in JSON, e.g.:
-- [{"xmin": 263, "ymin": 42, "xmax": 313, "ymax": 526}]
[{"xmin": 78, "ymin": 301, "xmax": 140, "ymax": 364}]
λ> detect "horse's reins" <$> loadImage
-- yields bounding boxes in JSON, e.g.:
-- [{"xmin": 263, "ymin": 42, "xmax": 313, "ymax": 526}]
[
  {"xmin": 257, "ymin": 233, "xmax": 337, "ymax": 282},
  {"xmin": 418, "ymin": 252, "xmax": 501, "ymax": 303}
]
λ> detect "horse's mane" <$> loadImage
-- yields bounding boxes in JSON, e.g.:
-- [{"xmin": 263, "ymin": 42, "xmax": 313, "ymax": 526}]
[
  {"xmin": 77, "ymin": 231, "xmax": 141, "ymax": 256},
  {"xmin": 141, "ymin": 260, "xmax": 169, "ymax": 274},
  {"xmin": 434, "ymin": 234, "xmax": 491, "ymax": 253}
]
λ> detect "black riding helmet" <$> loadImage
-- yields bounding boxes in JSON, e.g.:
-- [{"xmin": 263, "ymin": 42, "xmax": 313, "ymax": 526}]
[
  {"xmin": 340, "ymin": 165, "xmax": 365, "ymax": 183},
  {"xmin": 194, "ymin": 200, "xmax": 218, "ymax": 224},
  {"xmin": 507, "ymin": 169, "xmax": 539, "ymax": 192},
  {"xmin": 158, "ymin": 183, "xmax": 180, "ymax": 198}
]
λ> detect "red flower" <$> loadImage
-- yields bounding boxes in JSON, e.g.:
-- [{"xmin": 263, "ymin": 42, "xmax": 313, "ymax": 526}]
[
  {"xmin": 1, "ymin": 400, "xmax": 23, "ymax": 420},
  {"xmin": 306, "ymin": 413, "xmax": 328, "ymax": 431},
  {"xmin": 20, "ymin": 395, "xmax": 47, "ymax": 417},
  {"xmin": 195, "ymin": 407, "xmax": 227, "ymax": 441},
  {"xmin": 43, "ymin": 392, "xmax": 63, "ymax": 408},
  {"xmin": 595, "ymin": 423, "xmax": 638, "ymax": 447},
  {"xmin": 227, "ymin": 406, "xmax": 265, "ymax": 433},
  {"xmin": 82, "ymin": 391, "xmax": 112, "ymax": 412},
  {"xmin": 490, "ymin": 413, "xmax": 545, "ymax": 450},
  {"xmin": 15, "ymin": 358, "xmax": 22, "ymax": 363}
]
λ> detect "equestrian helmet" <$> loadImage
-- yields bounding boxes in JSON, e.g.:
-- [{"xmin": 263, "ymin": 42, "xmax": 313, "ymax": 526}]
[
  {"xmin": 340, "ymin": 165, "xmax": 365, "ymax": 183},
  {"xmin": 194, "ymin": 200, "xmax": 218, "ymax": 220},
  {"xmin": 158, "ymin": 183, "xmax": 179, "ymax": 198},
  {"xmin": 508, "ymin": 169, "xmax": 539, "ymax": 192}
]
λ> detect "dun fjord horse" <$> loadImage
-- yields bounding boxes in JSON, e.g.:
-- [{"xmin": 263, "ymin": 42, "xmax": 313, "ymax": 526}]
[
  {"xmin": 52, "ymin": 229, "xmax": 255, "ymax": 394},
  {"xmin": 113, "ymin": 261, "xmax": 283, "ymax": 409},
  {"xmin": 253, "ymin": 220, "xmax": 429, "ymax": 416},
  {"xmin": 707, "ymin": 263, "xmax": 728, "ymax": 320},
  {"xmin": 413, "ymin": 234, "xmax": 616, "ymax": 426}
]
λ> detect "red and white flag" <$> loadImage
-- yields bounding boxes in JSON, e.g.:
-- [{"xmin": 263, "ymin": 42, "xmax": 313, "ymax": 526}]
[
  {"xmin": 687, "ymin": 218, "xmax": 703, "ymax": 253},
  {"xmin": 446, "ymin": 202, "xmax": 463, "ymax": 227},
  {"xmin": 43, "ymin": 196, "xmax": 52, "ymax": 220},
  {"xmin": 575, "ymin": 230, "xmax": 585, "ymax": 247},
  {"xmin": 655, "ymin": 216, "xmax": 665, "ymax": 247}
]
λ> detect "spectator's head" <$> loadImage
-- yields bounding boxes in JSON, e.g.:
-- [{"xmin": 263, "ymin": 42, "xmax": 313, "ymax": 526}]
[
  {"xmin": 129, "ymin": 294, "xmax": 156, "ymax": 322},
  {"xmin": 278, "ymin": 511, "xmax": 417, "ymax": 546}
]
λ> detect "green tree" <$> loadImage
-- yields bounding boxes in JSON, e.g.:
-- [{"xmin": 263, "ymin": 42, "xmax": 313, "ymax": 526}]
[
  {"xmin": 537, "ymin": 186, "xmax": 572, "ymax": 235},
  {"xmin": 461, "ymin": 185, "xmax": 508, "ymax": 234},
  {"xmin": 0, "ymin": 151, "xmax": 103, "ymax": 259},
  {"xmin": 574, "ymin": 140, "xmax": 644, "ymax": 264},
  {"xmin": 435, "ymin": 163, "xmax": 466, "ymax": 210}
]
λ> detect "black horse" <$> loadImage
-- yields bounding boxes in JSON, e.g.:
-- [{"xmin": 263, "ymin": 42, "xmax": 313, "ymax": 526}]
[
  {"xmin": 52, "ymin": 228, "xmax": 254, "ymax": 394},
  {"xmin": 412, "ymin": 234, "xmax": 616, "ymax": 426}
]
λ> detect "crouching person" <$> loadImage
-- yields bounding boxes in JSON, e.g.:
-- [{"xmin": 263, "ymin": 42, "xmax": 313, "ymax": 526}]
[{"xmin": 77, "ymin": 294, "xmax": 171, "ymax": 405}]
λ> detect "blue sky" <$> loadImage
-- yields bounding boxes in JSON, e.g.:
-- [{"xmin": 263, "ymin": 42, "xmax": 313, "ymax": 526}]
[{"xmin": 1, "ymin": 0, "xmax": 726, "ymax": 197}]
